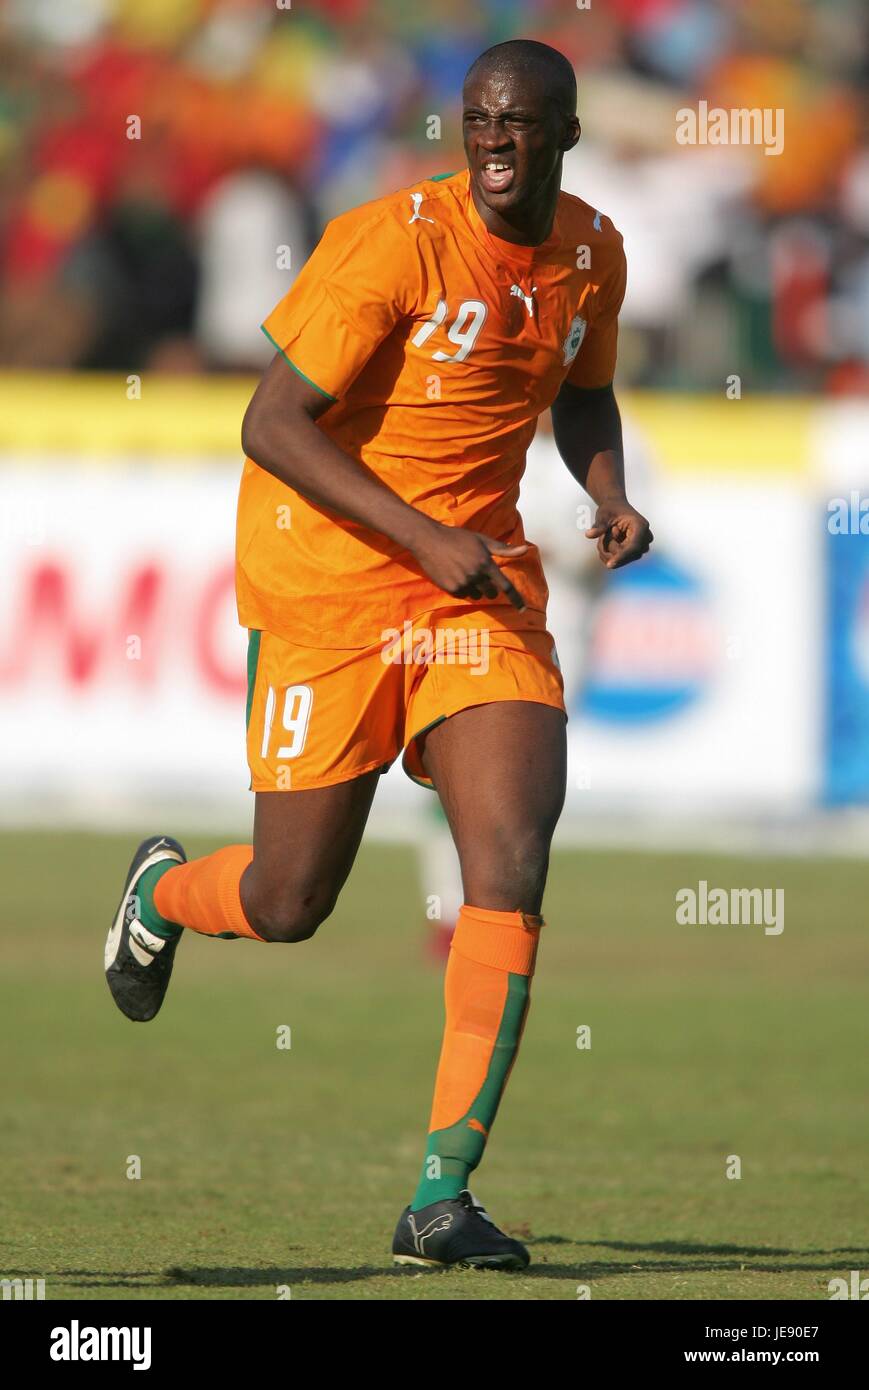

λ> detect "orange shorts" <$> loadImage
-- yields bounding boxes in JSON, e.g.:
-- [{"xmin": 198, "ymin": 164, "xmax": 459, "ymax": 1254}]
[{"xmin": 245, "ymin": 607, "xmax": 566, "ymax": 791}]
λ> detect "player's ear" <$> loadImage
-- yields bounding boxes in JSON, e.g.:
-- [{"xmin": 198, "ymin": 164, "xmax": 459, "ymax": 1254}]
[{"xmin": 561, "ymin": 118, "xmax": 581, "ymax": 153}]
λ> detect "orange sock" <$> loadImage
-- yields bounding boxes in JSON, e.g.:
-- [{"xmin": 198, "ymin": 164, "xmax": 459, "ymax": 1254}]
[
  {"xmin": 411, "ymin": 903, "xmax": 543, "ymax": 1209},
  {"xmin": 153, "ymin": 845, "xmax": 264, "ymax": 941}
]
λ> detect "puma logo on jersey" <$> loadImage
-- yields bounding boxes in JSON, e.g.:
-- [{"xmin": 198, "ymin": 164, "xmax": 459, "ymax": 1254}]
[
  {"xmin": 510, "ymin": 284, "xmax": 538, "ymax": 317},
  {"xmin": 407, "ymin": 1211, "xmax": 454, "ymax": 1253},
  {"xmin": 409, "ymin": 192, "xmax": 435, "ymax": 225}
]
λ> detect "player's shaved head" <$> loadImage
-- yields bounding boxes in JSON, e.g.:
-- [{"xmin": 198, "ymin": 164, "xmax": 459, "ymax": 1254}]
[
  {"xmin": 462, "ymin": 39, "xmax": 580, "ymax": 244},
  {"xmin": 463, "ymin": 39, "xmax": 577, "ymax": 119}
]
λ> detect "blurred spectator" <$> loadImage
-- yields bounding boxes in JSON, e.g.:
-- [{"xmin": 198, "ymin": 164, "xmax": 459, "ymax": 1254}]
[
  {"xmin": 0, "ymin": 0, "xmax": 864, "ymax": 391},
  {"xmin": 194, "ymin": 171, "xmax": 311, "ymax": 370}
]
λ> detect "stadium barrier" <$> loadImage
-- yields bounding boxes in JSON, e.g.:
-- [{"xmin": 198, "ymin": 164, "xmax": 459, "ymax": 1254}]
[{"xmin": 1, "ymin": 376, "xmax": 866, "ymax": 833}]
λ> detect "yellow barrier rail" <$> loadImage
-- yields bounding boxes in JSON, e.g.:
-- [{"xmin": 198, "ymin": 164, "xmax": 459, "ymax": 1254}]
[{"xmin": 0, "ymin": 373, "xmax": 815, "ymax": 475}]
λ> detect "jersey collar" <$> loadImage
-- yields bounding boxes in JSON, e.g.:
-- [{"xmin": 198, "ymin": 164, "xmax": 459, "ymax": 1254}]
[{"xmin": 463, "ymin": 168, "xmax": 561, "ymax": 266}]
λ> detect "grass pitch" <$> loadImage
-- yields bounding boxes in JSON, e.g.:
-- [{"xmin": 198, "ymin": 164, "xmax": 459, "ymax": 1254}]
[{"xmin": 1, "ymin": 831, "xmax": 867, "ymax": 1301}]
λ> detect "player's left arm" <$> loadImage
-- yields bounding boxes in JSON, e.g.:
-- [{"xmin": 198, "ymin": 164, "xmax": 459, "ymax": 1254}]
[
  {"xmin": 550, "ymin": 380, "xmax": 652, "ymax": 570},
  {"xmin": 551, "ymin": 232, "xmax": 652, "ymax": 570}
]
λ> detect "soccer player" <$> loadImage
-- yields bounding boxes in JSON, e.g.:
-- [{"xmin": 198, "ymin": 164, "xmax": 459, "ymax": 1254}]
[{"xmin": 105, "ymin": 39, "xmax": 652, "ymax": 1271}]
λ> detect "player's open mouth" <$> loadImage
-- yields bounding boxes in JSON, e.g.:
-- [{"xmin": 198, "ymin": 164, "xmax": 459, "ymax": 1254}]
[{"xmin": 480, "ymin": 161, "xmax": 515, "ymax": 193}]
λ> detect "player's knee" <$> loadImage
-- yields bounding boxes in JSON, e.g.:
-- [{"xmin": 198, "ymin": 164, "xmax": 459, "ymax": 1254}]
[
  {"xmin": 246, "ymin": 884, "xmax": 338, "ymax": 944},
  {"xmin": 505, "ymin": 844, "xmax": 550, "ymax": 910},
  {"xmin": 465, "ymin": 825, "xmax": 552, "ymax": 914}
]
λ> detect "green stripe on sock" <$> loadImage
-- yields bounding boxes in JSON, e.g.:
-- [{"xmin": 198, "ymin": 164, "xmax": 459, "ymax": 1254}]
[
  {"xmin": 135, "ymin": 861, "xmax": 182, "ymax": 941},
  {"xmin": 410, "ymin": 972, "xmax": 529, "ymax": 1210}
]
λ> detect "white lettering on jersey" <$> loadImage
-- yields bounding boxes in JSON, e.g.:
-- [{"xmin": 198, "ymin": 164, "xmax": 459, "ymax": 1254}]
[
  {"xmin": 412, "ymin": 298, "xmax": 448, "ymax": 347},
  {"xmin": 431, "ymin": 300, "xmax": 487, "ymax": 362},
  {"xmin": 413, "ymin": 299, "xmax": 487, "ymax": 362}
]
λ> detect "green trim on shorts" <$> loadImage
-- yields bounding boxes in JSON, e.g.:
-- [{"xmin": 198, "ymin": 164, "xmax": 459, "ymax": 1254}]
[
  {"xmin": 260, "ymin": 327, "xmax": 337, "ymax": 401},
  {"xmin": 246, "ymin": 630, "xmax": 262, "ymax": 732},
  {"xmin": 403, "ymin": 713, "xmax": 447, "ymax": 790},
  {"xmin": 405, "ymin": 770, "xmax": 437, "ymax": 791}
]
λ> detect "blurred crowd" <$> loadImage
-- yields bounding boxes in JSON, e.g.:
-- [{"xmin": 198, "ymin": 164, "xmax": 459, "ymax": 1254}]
[{"xmin": 0, "ymin": 0, "xmax": 866, "ymax": 391}]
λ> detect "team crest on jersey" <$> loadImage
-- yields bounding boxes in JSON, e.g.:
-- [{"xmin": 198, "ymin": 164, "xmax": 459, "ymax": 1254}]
[{"xmin": 562, "ymin": 314, "xmax": 587, "ymax": 365}]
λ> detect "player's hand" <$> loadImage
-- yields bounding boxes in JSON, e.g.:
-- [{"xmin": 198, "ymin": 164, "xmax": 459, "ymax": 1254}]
[
  {"xmin": 412, "ymin": 522, "xmax": 529, "ymax": 609},
  {"xmin": 585, "ymin": 500, "xmax": 653, "ymax": 570}
]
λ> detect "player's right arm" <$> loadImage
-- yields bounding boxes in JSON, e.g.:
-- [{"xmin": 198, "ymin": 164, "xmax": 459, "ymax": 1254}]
[
  {"xmin": 242, "ymin": 358, "xmax": 526, "ymax": 606},
  {"xmin": 241, "ymin": 210, "xmax": 526, "ymax": 608}
]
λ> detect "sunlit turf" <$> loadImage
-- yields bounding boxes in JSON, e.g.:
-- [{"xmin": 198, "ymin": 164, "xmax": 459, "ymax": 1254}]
[{"xmin": 1, "ymin": 831, "xmax": 867, "ymax": 1300}]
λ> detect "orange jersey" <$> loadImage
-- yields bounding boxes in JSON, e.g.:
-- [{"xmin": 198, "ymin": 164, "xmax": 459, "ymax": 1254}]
[{"xmin": 236, "ymin": 168, "xmax": 626, "ymax": 647}]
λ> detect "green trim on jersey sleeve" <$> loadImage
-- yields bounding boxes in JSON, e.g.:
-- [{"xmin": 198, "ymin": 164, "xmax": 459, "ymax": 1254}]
[
  {"xmin": 428, "ymin": 172, "xmax": 457, "ymax": 181},
  {"xmin": 260, "ymin": 326, "xmax": 337, "ymax": 402}
]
